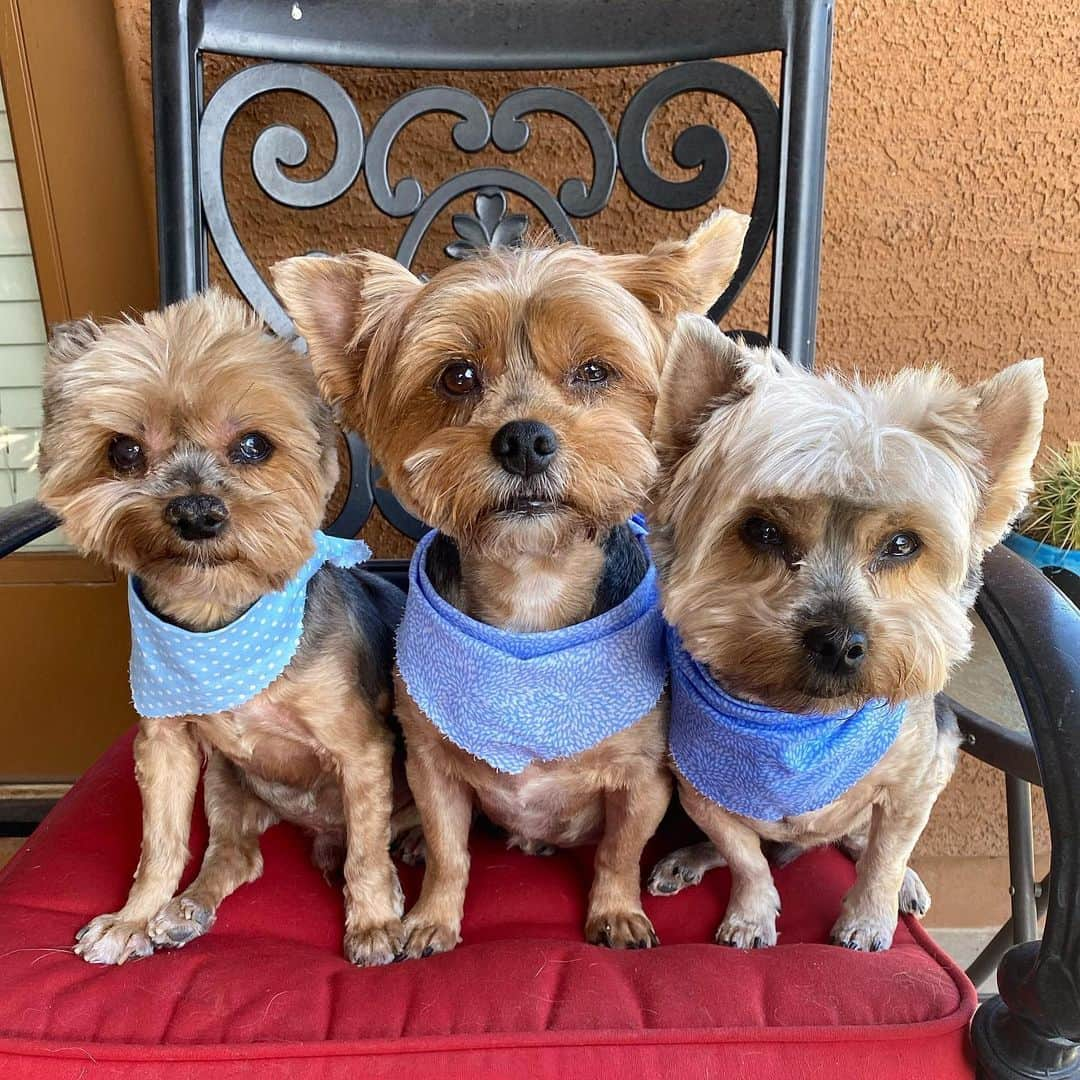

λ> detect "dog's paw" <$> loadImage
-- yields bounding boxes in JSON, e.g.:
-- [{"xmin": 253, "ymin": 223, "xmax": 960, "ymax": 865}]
[
  {"xmin": 647, "ymin": 853, "xmax": 705, "ymax": 896},
  {"xmin": 585, "ymin": 909, "xmax": 659, "ymax": 950},
  {"xmin": 392, "ymin": 826, "xmax": 427, "ymax": 867},
  {"xmin": 715, "ymin": 910, "xmax": 778, "ymax": 949},
  {"xmin": 507, "ymin": 835, "xmax": 556, "ymax": 857},
  {"xmin": 148, "ymin": 896, "xmax": 216, "ymax": 948},
  {"xmin": 830, "ymin": 911, "xmax": 897, "ymax": 952},
  {"xmin": 715, "ymin": 882, "xmax": 780, "ymax": 948},
  {"xmin": 74, "ymin": 913, "xmax": 154, "ymax": 965},
  {"xmin": 400, "ymin": 913, "xmax": 460, "ymax": 959},
  {"xmin": 899, "ymin": 867, "xmax": 931, "ymax": 917},
  {"xmin": 345, "ymin": 919, "xmax": 405, "ymax": 967},
  {"xmin": 647, "ymin": 842, "xmax": 725, "ymax": 896}
]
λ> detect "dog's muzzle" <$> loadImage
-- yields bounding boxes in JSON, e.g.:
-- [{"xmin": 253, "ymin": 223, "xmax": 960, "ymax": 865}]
[{"xmin": 163, "ymin": 493, "xmax": 229, "ymax": 542}]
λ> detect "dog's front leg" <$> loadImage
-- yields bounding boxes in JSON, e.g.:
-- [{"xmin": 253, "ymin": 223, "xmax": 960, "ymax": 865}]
[
  {"xmin": 148, "ymin": 751, "xmax": 277, "ymax": 950},
  {"xmin": 75, "ymin": 720, "xmax": 201, "ymax": 964},
  {"xmin": 399, "ymin": 735, "xmax": 473, "ymax": 959},
  {"xmin": 831, "ymin": 798, "xmax": 934, "ymax": 951},
  {"xmin": 333, "ymin": 725, "xmax": 406, "ymax": 967},
  {"xmin": 678, "ymin": 777, "xmax": 780, "ymax": 948},
  {"xmin": 586, "ymin": 765, "xmax": 671, "ymax": 949}
]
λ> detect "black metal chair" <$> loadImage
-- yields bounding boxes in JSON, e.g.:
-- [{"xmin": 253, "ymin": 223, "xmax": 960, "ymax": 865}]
[{"xmin": 0, "ymin": 2, "xmax": 1076, "ymax": 1075}]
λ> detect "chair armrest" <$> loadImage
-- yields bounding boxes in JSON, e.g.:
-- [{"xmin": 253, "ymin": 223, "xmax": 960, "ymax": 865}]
[
  {"xmin": 970, "ymin": 544, "xmax": 1080, "ymax": 1075},
  {"xmin": 0, "ymin": 500, "xmax": 61, "ymax": 558}
]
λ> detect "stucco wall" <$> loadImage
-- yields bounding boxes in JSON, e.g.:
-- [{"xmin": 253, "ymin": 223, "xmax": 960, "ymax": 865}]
[
  {"xmin": 114, "ymin": 0, "xmax": 1078, "ymax": 447},
  {"xmin": 111, "ymin": 1, "xmax": 1070, "ymax": 867}
]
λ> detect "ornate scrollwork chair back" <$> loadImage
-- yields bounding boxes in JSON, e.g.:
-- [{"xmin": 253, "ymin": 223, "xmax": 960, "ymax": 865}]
[{"xmin": 153, "ymin": 0, "xmax": 834, "ymax": 541}]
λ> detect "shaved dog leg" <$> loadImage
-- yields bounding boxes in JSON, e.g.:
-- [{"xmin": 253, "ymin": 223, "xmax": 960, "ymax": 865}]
[
  {"xmin": 75, "ymin": 721, "xmax": 201, "ymax": 964},
  {"xmin": 148, "ymin": 752, "xmax": 277, "ymax": 949},
  {"xmin": 400, "ymin": 747, "xmax": 473, "ymax": 960},
  {"xmin": 832, "ymin": 799, "xmax": 935, "ymax": 951},
  {"xmin": 678, "ymin": 779, "xmax": 780, "ymax": 949},
  {"xmin": 585, "ymin": 766, "xmax": 671, "ymax": 949}
]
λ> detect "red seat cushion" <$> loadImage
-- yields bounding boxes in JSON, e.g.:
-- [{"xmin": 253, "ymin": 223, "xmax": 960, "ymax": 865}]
[{"xmin": 0, "ymin": 732, "xmax": 975, "ymax": 1078}]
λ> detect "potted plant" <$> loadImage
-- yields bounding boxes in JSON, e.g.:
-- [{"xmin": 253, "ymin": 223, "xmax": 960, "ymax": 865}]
[{"xmin": 1005, "ymin": 442, "xmax": 1080, "ymax": 574}]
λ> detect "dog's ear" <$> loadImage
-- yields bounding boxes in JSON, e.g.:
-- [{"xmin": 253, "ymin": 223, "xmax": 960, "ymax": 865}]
[
  {"xmin": 39, "ymin": 318, "xmax": 106, "ymax": 478},
  {"xmin": 653, "ymin": 315, "xmax": 756, "ymax": 466},
  {"xmin": 970, "ymin": 357, "xmax": 1047, "ymax": 552},
  {"xmin": 47, "ymin": 318, "xmax": 103, "ymax": 367},
  {"xmin": 271, "ymin": 253, "xmax": 422, "ymax": 421},
  {"xmin": 603, "ymin": 207, "xmax": 750, "ymax": 323}
]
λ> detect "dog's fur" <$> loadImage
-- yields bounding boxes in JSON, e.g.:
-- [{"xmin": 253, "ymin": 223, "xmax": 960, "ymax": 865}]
[
  {"xmin": 273, "ymin": 210, "xmax": 749, "ymax": 955},
  {"xmin": 38, "ymin": 290, "xmax": 407, "ymax": 966},
  {"xmin": 645, "ymin": 316, "xmax": 1047, "ymax": 950}
]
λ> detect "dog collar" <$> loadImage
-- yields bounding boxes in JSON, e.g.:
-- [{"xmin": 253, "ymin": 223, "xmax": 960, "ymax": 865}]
[
  {"xmin": 667, "ymin": 628, "xmax": 905, "ymax": 820},
  {"xmin": 128, "ymin": 530, "xmax": 371, "ymax": 719},
  {"xmin": 397, "ymin": 517, "xmax": 667, "ymax": 774}
]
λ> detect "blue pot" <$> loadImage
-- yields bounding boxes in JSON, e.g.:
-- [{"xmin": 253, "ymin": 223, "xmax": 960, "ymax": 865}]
[{"xmin": 1004, "ymin": 530, "xmax": 1080, "ymax": 573}]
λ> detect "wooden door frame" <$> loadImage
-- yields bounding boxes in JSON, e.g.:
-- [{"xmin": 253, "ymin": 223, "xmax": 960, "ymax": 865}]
[
  {"xmin": 0, "ymin": 0, "xmax": 156, "ymax": 800},
  {"xmin": 0, "ymin": 0, "xmax": 157, "ymax": 587}
]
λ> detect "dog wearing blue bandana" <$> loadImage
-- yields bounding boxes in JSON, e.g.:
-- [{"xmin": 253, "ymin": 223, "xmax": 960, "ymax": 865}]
[
  {"xmin": 645, "ymin": 315, "xmax": 1046, "ymax": 952},
  {"xmin": 38, "ymin": 291, "xmax": 408, "ymax": 967},
  {"xmin": 273, "ymin": 206, "xmax": 751, "ymax": 957}
]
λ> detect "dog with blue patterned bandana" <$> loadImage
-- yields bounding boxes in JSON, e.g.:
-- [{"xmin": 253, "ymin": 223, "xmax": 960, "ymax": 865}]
[
  {"xmin": 646, "ymin": 315, "xmax": 1046, "ymax": 951},
  {"xmin": 272, "ymin": 209, "xmax": 749, "ymax": 956}
]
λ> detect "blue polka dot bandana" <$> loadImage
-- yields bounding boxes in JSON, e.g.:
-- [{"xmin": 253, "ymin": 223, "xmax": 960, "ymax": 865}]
[
  {"xmin": 668, "ymin": 628, "xmax": 905, "ymax": 820},
  {"xmin": 128, "ymin": 530, "xmax": 372, "ymax": 719},
  {"xmin": 397, "ymin": 517, "xmax": 667, "ymax": 774}
]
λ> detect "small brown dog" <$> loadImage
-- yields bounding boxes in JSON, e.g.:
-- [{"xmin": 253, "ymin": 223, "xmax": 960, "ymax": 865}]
[
  {"xmin": 646, "ymin": 315, "xmax": 1046, "ymax": 950},
  {"xmin": 273, "ymin": 209, "xmax": 749, "ymax": 956},
  {"xmin": 38, "ymin": 289, "xmax": 407, "ymax": 966}
]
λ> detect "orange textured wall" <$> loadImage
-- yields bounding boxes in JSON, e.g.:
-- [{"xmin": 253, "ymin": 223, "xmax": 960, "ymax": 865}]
[
  {"xmin": 110, "ymin": 1, "xmax": 1068, "ymax": 869},
  {"xmin": 113, "ymin": 0, "xmax": 1078, "ymax": 454}
]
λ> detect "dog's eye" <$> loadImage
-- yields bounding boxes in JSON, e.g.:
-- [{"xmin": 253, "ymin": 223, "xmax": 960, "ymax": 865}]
[
  {"xmin": 437, "ymin": 360, "xmax": 480, "ymax": 398},
  {"xmin": 108, "ymin": 435, "xmax": 145, "ymax": 473},
  {"xmin": 571, "ymin": 359, "xmax": 611, "ymax": 386},
  {"xmin": 230, "ymin": 431, "xmax": 274, "ymax": 465},
  {"xmin": 883, "ymin": 531, "xmax": 920, "ymax": 559},
  {"xmin": 742, "ymin": 515, "xmax": 785, "ymax": 550}
]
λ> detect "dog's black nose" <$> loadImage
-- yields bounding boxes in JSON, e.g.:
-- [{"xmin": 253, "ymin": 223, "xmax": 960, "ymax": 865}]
[
  {"xmin": 491, "ymin": 420, "xmax": 558, "ymax": 477},
  {"xmin": 163, "ymin": 494, "xmax": 228, "ymax": 541},
  {"xmin": 803, "ymin": 624, "xmax": 868, "ymax": 676}
]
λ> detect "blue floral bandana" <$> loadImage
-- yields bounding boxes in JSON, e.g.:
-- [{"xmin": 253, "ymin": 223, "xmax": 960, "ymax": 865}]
[
  {"xmin": 396, "ymin": 518, "xmax": 667, "ymax": 774},
  {"xmin": 667, "ymin": 629, "xmax": 905, "ymax": 820},
  {"xmin": 129, "ymin": 530, "xmax": 372, "ymax": 719}
]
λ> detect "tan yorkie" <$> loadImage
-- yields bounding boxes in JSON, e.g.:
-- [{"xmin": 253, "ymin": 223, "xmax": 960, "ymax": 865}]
[
  {"xmin": 38, "ymin": 289, "xmax": 408, "ymax": 966},
  {"xmin": 646, "ymin": 315, "xmax": 1046, "ymax": 950},
  {"xmin": 272, "ymin": 209, "xmax": 749, "ymax": 956}
]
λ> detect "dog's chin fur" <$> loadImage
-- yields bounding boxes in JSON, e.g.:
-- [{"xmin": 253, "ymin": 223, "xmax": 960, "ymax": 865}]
[{"xmin": 37, "ymin": 289, "xmax": 339, "ymax": 630}]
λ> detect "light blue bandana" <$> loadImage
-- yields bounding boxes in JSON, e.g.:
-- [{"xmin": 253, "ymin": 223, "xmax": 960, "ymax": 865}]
[
  {"xmin": 397, "ymin": 518, "xmax": 667, "ymax": 774},
  {"xmin": 129, "ymin": 530, "xmax": 372, "ymax": 719},
  {"xmin": 668, "ymin": 629, "xmax": 905, "ymax": 820}
]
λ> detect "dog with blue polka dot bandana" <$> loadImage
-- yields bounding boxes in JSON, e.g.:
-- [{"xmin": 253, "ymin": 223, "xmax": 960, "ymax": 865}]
[{"xmin": 38, "ymin": 289, "xmax": 408, "ymax": 967}]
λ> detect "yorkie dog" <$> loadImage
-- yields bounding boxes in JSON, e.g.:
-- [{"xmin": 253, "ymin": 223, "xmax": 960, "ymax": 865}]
[
  {"xmin": 38, "ymin": 289, "xmax": 407, "ymax": 966},
  {"xmin": 273, "ymin": 208, "xmax": 749, "ymax": 956},
  {"xmin": 646, "ymin": 315, "xmax": 1046, "ymax": 950}
]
